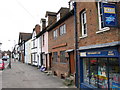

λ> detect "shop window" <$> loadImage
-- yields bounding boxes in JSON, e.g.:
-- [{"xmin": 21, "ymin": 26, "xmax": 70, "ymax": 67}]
[
  {"xmin": 83, "ymin": 58, "xmax": 120, "ymax": 89},
  {"xmin": 97, "ymin": 58, "xmax": 108, "ymax": 88},
  {"xmin": 109, "ymin": 58, "xmax": 120, "ymax": 89}
]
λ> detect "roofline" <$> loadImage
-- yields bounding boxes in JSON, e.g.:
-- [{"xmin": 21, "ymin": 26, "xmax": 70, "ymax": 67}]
[
  {"xmin": 36, "ymin": 9, "xmax": 74, "ymax": 38},
  {"xmin": 47, "ymin": 9, "xmax": 74, "ymax": 32}
]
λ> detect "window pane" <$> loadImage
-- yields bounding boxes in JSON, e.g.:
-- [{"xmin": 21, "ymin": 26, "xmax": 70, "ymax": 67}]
[
  {"xmin": 83, "ymin": 58, "xmax": 89, "ymax": 83},
  {"xmin": 98, "ymin": 58, "xmax": 108, "ymax": 88},
  {"xmin": 60, "ymin": 51, "xmax": 66, "ymax": 63},
  {"xmin": 81, "ymin": 10, "xmax": 87, "ymax": 36},
  {"xmin": 89, "ymin": 58, "xmax": 98, "ymax": 87},
  {"xmin": 109, "ymin": 58, "xmax": 120, "ymax": 89},
  {"xmin": 84, "ymin": 12, "xmax": 87, "ymax": 23},
  {"xmin": 53, "ymin": 52, "xmax": 58, "ymax": 62},
  {"xmin": 64, "ymin": 24, "xmax": 66, "ymax": 34}
]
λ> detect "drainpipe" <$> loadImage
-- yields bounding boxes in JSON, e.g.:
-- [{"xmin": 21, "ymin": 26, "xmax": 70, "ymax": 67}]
[{"xmin": 73, "ymin": 2, "xmax": 80, "ymax": 88}]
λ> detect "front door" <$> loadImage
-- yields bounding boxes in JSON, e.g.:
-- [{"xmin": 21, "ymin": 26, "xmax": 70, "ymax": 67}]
[
  {"xmin": 69, "ymin": 51, "xmax": 75, "ymax": 74},
  {"xmin": 49, "ymin": 53, "xmax": 52, "ymax": 70}
]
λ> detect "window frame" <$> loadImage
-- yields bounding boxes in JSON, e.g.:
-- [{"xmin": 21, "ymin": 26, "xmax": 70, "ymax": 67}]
[
  {"xmin": 53, "ymin": 29, "xmax": 58, "ymax": 39},
  {"xmin": 59, "ymin": 24, "xmax": 66, "ymax": 36},
  {"xmin": 57, "ymin": 13, "xmax": 60, "ymax": 21},
  {"xmin": 60, "ymin": 51, "xmax": 66, "ymax": 63},
  {"xmin": 53, "ymin": 52, "xmax": 58, "ymax": 62},
  {"xmin": 80, "ymin": 10, "xmax": 87, "ymax": 37},
  {"xmin": 83, "ymin": 57, "xmax": 120, "ymax": 88}
]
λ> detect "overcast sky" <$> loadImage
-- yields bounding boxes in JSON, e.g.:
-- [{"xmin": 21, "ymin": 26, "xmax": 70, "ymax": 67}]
[{"xmin": 0, "ymin": 0, "xmax": 70, "ymax": 51}]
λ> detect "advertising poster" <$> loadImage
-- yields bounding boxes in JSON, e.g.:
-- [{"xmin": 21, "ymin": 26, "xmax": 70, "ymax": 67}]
[{"xmin": 102, "ymin": 3, "xmax": 117, "ymax": 27}]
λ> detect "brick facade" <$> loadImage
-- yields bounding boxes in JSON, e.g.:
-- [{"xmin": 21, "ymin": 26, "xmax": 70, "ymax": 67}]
[
  {"xmin": 48, "ymin": 11, "xmax": 75, "ymax": 78},
  {"xmin": 76, "ymin": 2, "xmax": 120, "ymax": 47}
]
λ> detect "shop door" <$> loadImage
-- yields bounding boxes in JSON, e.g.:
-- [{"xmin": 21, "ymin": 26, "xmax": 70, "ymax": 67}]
[{"xmin": 69, "ymin": 52, "xmax": 75, "ymax": 74}]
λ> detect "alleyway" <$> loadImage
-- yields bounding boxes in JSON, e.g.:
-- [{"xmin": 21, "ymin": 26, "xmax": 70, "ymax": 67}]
[{"xmin": 2, "ymin": 60, "xmax": 70, "ymax": 88}]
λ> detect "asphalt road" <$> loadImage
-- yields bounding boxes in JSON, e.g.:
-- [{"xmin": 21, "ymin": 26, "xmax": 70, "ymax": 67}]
[{"xmin": 2, "ymin": 60, "xmax": 69, "ymax": 88}]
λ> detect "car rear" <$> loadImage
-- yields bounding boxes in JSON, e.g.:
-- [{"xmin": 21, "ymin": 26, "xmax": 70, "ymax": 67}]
[{"xmin": 0, "ymin": 59, "xmax": 4, "ymax": 70}]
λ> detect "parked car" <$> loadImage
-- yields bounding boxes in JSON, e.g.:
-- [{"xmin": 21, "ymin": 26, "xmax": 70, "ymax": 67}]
[
  {"xmin": 2, "ymin": 56, "xmax": 8, "ymax": 61},
  {"xmin": 0, "ymin": 59, "xmax": 4, "ymax": 70}
]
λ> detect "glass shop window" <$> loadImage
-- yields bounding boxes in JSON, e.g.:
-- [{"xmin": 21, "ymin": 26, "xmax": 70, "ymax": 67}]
[
  {"xmin": 109, "ymin": 58, "xmax": 120, "ymax": 89},
  {"xmin": 83, "ymin": 58, "xmax": 89, "ymax": 83},
  {"xmin": 97, "ymin": 58, "xmax": 108, "ymax": 88},
  {"xmin": 89, "ymin": 58, "xmax": 98, "ymax": 87},
  {"xmin": 83, "ymin": 58, "xmax": 120, "ymax": 89},
  {"xmin": 83, "ymin": 58, "xmax": 98, "ymax": 87}
]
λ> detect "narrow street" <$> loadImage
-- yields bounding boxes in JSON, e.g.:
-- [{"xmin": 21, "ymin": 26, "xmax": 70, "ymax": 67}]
[{"xmin": 2, "ymin": 60, "xmax": 69, "ymax": 88}]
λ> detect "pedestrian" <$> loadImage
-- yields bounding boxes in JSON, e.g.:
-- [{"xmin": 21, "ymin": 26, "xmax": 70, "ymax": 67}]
[{"xmin": 8, "ymin": 58, "xmax": 11, "ymax": 69}]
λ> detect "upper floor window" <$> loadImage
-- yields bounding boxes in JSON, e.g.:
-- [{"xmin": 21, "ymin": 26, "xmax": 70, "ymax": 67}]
[
  {"xmin": 46, "ymin": 16, "xmax": 48, "ymax": 27},
  {"xmin": 69, "ymin": 1, "xmax": 74, "ymax": 10},
  {"xmin": 80, "ymin": 10, "xmax": 87, "ymax": 37},
  {"xmin": 53, "ymin": 29, "xmax": 58, "ymax": 39},
  {"xmin": 97, "ymin": 2, "xmax": 110, "ymax": 31},
  {"xmin": 60, "ymin": 24, "xmax": 66, "ymax": 36}
]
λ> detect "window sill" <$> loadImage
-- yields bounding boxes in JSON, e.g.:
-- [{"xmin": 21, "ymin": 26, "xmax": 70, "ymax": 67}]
[
  {"xmin": 79, "ymin": 35, "xmax": 88, "ymax": 39},
  {"xmin": 96, "ymin": 28, "xmax": 110, "ymax": 34}
]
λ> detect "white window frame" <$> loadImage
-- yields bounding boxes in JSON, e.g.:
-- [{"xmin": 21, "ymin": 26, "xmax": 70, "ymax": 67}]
[
  {"xmin": 53, "ymin": 29, "xmax": 58, "ymax": 39},
  {"xmin": 57, "ymin": 13, "xmax": 60, "ymax": 21},
  {"xmin": 60, "ymin": 24, "xmax": 66, "ymax": 36},
  {"xmin": 97, "ymin": 2, "xmax": 110, "ymax": 33},
  {"xmin": 81, "ymin": 10, "xmax": 87, "ymax": 37},
  {"xmin": 46, "ymin": 16, "xmax": 48, "ymax": 26}
]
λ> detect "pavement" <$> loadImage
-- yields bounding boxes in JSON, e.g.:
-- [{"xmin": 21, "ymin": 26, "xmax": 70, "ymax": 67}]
[
  {"xmin": 0, "ymin": 71, "xmax": 2, "ymax": 90},
  {"xmin": 2, "ymin": 59, "xmax": 76, "ymax": 88}
]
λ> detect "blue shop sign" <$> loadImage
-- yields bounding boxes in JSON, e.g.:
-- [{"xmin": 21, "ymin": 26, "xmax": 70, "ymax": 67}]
[
  {"xmin": 80, "ymin": 49, "xmax": 119, "ymax": 57},
  {"xmin": 112, "ymin": 82, "xmax": 120, "ymax": 89},
  {"xmin": 102, "ymin": 3, "xmax": 117, "ymax": 27}
]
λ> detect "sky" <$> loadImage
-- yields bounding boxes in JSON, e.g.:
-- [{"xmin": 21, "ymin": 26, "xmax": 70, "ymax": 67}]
[{"xmin": 0, "ymin": 0, "xmax": 70, "ymax": 51}]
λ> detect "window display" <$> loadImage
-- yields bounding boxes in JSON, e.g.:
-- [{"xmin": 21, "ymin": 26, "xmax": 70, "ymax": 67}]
[
  {"xmin": 83, "ymin": 58, "xmax": 120, "ymax": 89},
  {"xmin": 109, "ymin": 58, "xmax": 120, "ymax": 89}
]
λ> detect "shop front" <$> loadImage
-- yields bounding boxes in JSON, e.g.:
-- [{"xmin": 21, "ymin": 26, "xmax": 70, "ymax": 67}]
[{"xmin": 79, "ymin": 46, "xmax": 120, "ymax": 89}]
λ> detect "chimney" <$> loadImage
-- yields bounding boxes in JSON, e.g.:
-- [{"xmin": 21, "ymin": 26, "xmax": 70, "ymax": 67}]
[
  {"xmin": 45, "ymin": 11, "xmax": 56, "ymax": 26},
  {"xmin": 35, "ymin": 24, "xmax": 41, "ymax": 35},
  {"xmin": 41, "ymin": 18, "xmax": 46, "ymax": 30}
]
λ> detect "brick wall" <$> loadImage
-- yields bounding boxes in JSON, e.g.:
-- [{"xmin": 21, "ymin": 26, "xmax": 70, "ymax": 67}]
[
  {"xmin": 76, "ymin": 2, "xmax": 120, "ymax": 47},
  {"xmin": 48, "ymin": 15, "xmax": 74, "ymax": 78}
]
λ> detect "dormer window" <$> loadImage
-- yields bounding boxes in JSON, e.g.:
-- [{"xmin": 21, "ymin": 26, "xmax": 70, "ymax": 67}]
[
  {"xmin": 46, "ymin": 16, "xmax": 48, "ymax": 26},
  {"xmin": 57, "ymin": 13, "xmax": 60, "ymax": 21},
  {"xmin": 69, "ymin": 1, "xmax": 74, "ymax": 10}
]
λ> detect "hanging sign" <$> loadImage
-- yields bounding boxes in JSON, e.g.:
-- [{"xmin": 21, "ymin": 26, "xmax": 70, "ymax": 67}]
[{"xmin": 102, "ymin": 3, "xmax": 118, "ymax": 27}]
